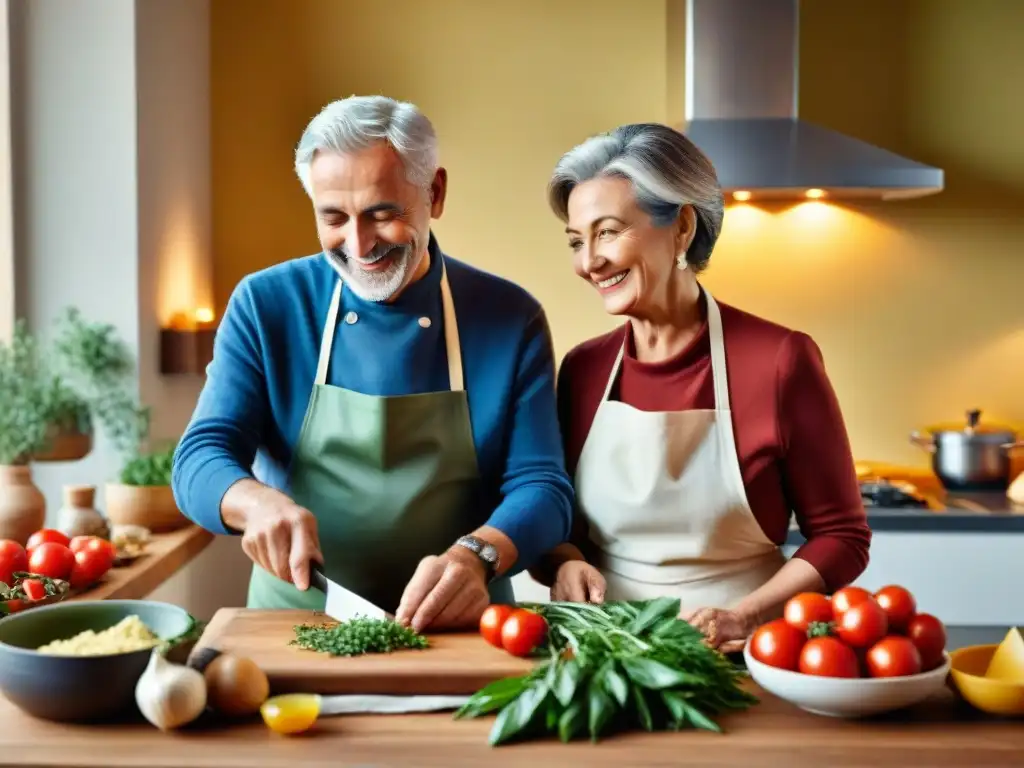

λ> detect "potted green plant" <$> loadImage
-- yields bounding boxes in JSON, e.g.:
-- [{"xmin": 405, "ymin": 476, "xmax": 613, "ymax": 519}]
[
  {"xmin": 50, "ymin": 310, "xmax": 186, "ymax": 532},
  {"xmin": 104, "ymin": 442, "xmax": 184, "ymax": 531},
  {"xmin": 0, "ymin": 321, "xmax": 67, "ymax": 542}
]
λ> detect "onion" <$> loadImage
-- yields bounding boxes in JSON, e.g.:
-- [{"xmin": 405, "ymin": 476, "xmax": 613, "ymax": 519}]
[{"xmin": 202, "ymin": 653, "xmax": 270, "ymax": 717}]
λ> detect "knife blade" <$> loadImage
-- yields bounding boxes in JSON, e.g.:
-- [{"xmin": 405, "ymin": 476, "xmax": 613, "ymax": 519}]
[
  {"xmin": 317, "ymin": 694, "xmax": 472, "ymax": 716},
  {"xmin": 309, "ymin": 561, "xmax": 390, "ymax": 622}
]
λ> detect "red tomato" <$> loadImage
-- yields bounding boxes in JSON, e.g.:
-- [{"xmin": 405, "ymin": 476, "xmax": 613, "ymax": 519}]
[
  {"xmin": 69, "ymin": 536, "xmax": 117, "ymax": 560},
  {"xmin": 783, "ymin": 593, "xmax": 833, "ymax": 632},
  {"xmin": 479, "ymin": 604, "xmax": 516, "ymax": 649},
  {"xmin": 0, "ymin": 540, "xmax": 28, "ymax": 588},
  {"xmin": 26, "ymin": 529, "xmax": 70, "ymax": 553},
  {"xmin": 69, "ymin": 548, "xmax": 113, "ymax": 590},
  {"xmin": 27, "ymin": 542, "xmax": 75, "ymax": 581},
  {"xmin": 831, "ymin": 586, "xmax": 873, "ymax": 616},
  {"xmin": 749, "ymin": 619, "xmax": 806, "ymax": 671},
  {"xmin": 874, "ymin": 586, "xmax": 917, "ymax": 633},
  {"xmin": 20, "ymin": 578, "xmax": 46, "ymax": 601},
  {"xmin": 866, "ymin": 635, "xmax": 922, "ymax": 678},
  {"xmin": 835, "ymin": 598, "xmax": 888, "ymax": 649},
  {"xmin": 70, "ymin": 536, "xmax": 97, "ymax": 554},
  {"xmin": 799, "ymin": 637, "xmax": 860, "ymax": 678},
  {"xmin": 906, "ymin": 613, "xmax": 947, "ymax": 670},
  {"xmin": 500, "ymin": 609, "xmax": 548, "ymax": 657}
]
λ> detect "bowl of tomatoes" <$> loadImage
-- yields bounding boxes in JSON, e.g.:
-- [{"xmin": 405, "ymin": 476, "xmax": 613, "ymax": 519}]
[{"xmin": 744, "ymin": 585, "xmax": 951, "ymax": 718}]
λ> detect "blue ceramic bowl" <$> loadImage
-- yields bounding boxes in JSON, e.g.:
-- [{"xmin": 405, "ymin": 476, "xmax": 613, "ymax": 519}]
[{"xmin": 0, "ymin": 599, "xmax": 193, "ymax": 722}]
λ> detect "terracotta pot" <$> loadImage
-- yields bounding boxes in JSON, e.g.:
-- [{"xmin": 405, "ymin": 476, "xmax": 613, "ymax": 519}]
[
  {"xmin": 104, "ymin": 483, "xmax": 187, "ymax": 532},
  {"xmin": 33, "ymin": 426, "xmax": 93, "ymax": 463},
  {"xmin": 0, "ymin": 465, "xmax": 47, "ymax": 545}
]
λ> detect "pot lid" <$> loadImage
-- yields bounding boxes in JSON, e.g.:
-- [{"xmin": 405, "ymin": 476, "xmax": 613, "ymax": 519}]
[{"xmin": 925, "ymin": 409, "xmax": 1016, "ymax": 435}]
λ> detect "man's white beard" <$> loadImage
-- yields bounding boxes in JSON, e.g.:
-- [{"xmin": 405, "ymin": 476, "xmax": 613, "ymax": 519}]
[{"xmin": 326, "ymin": 244, "xmax": 418, "ymax": 303}]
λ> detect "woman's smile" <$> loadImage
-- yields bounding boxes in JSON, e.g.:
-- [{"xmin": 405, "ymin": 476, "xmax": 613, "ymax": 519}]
[{"xmin": 594, "ymin": 270, "xmax": 629, "ymax": 292}]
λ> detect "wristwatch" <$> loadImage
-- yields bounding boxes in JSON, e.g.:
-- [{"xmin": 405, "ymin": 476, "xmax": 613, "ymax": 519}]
[{"xmin": 454, "ymin": 535, "xmax": 500, "ymax": 582}]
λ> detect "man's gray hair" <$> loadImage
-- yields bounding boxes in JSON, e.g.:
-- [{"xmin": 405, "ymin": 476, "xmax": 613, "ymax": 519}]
[
  {"xmin": 548, "ymin": 123, "xmax": 724, "ymax": 272},
  {"xmin": 294, "ymin": 95, "xmax": 438, "ymax": 197}
]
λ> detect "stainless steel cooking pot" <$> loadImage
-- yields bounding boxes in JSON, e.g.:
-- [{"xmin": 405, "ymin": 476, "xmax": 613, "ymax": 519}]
[{"xmin": 910, "ymin": 409, "xmax": 1023, "ymax": 490}]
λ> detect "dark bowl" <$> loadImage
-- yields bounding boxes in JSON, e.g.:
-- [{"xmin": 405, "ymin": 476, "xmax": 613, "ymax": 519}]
[{"xmin": 0, "ymin": 599, "xmax": 193, "ymax": 722}]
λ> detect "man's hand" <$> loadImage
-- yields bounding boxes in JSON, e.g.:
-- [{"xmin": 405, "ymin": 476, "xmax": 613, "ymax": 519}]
[
  {"xmin": 396, "ymin": 551, "xmax": 490, "ymax": 633},
  {"xmin": 225, "ymin": 480, "xmax": 323, "ymax": 590},
  {"xmin": 551, "ymin": 561, "xmax": 606, "ymax": 603}
]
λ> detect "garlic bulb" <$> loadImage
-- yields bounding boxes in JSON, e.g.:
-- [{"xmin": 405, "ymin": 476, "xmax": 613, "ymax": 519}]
[{"xmin": 135, "ymin": 648, "xmax": 208, "ymax": 730}]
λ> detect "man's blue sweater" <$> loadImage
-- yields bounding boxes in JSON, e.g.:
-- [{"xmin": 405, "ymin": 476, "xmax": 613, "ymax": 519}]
[{"xmin": 171, "ymin": 236, "xmax": 574, "ymax": 573}]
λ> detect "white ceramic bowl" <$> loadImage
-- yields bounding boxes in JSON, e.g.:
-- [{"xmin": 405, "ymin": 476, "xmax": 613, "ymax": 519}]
[{"xmin": 743, "ymin": 642, "xmax": 951, "ymax": 718}]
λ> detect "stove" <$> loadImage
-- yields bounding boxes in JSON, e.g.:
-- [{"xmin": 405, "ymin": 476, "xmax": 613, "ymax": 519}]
[{"xmin": 859, "ymin": 479, "xmax": 929, "ymax": 509}]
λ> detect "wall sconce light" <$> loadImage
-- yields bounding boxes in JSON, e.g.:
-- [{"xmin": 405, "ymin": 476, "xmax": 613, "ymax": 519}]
[{"xmin": 160, "ymin": 307, "xmax": 216, "ymax": 375}]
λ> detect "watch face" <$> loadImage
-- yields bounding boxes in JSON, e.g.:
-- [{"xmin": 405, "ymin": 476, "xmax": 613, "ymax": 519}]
[{"xmin": 459, "ymin": 537, "xmax": 498, "ymax": 567}]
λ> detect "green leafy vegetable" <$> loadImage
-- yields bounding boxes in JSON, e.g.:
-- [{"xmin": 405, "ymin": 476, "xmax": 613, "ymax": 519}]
[
  {"xmin": 291, "ymin": 617, "xmax": 429, "ymax": 657},
  {"xmin": 454, "ymin": 598, "xmax": 757, "ymax": 745},
  {"xmin": 119, "ymin": 443, "xmax": 176, "ymax": 486}
]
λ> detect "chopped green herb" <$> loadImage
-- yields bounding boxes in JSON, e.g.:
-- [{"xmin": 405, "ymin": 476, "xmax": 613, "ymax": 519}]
[
  {"xmin": 455, "ymin": 597, "xmax": 758, "ymax": 746},
  {"xmin": 291, "ymin": 617, "xmax": 429, "ymax": 657}
]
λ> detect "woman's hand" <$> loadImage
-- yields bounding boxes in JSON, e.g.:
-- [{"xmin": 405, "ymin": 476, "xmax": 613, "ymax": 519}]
[
  {"xmin": 551, "ymin": 561, "xmax": 606, "ymax": 603},
  {"xmin": 682, "ymin": 607, "xmax": 758, "ymax": 654}
]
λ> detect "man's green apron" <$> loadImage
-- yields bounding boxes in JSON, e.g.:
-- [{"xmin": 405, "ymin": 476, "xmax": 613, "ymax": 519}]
[{"xmin": 247, "ymin": 259, "xmax": 514, "ymax": 610}]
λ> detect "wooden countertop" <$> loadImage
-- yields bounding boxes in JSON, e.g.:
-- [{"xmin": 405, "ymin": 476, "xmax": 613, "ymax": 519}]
[
  {"xmin": 68, "ymin": 524, "xmax": 213, "ymax": 602},
  {"xmin": 0, "ymin": 684, "xmax": 1019, "ymax": 767}
]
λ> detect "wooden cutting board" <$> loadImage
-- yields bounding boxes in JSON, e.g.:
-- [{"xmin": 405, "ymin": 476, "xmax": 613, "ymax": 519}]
[{"xmin": 192, "ymin": 609, "xmax": 536, "ymax": 695}]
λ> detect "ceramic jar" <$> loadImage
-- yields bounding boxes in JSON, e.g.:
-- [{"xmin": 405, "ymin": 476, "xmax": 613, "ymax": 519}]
[
  {"xmin": 56, "ymin": 484, "xmax": 111, "ymax": 540},
  {"xmin": 0, "ymin": 465, "xmax": 46, "ymax": 545}
]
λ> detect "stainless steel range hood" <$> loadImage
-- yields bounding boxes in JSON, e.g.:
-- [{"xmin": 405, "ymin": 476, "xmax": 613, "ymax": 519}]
[{"xmin": 683, "ymin": 0, "xmax": 944, "ymax": 201}]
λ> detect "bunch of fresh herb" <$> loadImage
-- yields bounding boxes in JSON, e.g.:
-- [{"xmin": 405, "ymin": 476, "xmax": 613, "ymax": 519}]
[
  {"xmin": 291, "ymin": 618, "xmax": 430, "ymax": 657},
  {"xmin": 455, "ymin": 597, "xmax": 757, "ymax": 745}
]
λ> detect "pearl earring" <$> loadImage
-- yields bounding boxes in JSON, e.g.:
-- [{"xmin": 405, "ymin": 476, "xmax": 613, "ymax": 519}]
[{"xmin": 676, "ymin": 251, "xmax": 689, "ymax": 271}]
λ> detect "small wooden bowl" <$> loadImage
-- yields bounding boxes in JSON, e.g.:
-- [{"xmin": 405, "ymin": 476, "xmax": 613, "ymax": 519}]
[{"xmin": 105, "ymin": 484, "xmax": 188, "ymax": 532}]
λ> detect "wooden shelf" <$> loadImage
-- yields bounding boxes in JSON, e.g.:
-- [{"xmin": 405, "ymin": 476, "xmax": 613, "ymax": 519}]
[{"xmin": 68, "ymin": 524, "xmax": 214, "ymax": 602}]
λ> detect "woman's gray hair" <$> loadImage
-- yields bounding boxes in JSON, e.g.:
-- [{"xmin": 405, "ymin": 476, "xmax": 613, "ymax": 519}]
[
  {"xmin": 548, "ymin": 123, "xmax": 724, "ymax": 272},
  {"xmin": 294, "ymin": 95, "xmax": 438, "ymax": 197}
]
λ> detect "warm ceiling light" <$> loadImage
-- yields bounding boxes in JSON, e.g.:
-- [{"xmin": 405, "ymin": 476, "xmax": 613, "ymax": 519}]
[
  {"xmin": 805, "ymin": 188, "xmax": 826, "ymax": 199},
  {"xmin": 733, "ymin": 190, "xmax": 752, "ymax": 202}
]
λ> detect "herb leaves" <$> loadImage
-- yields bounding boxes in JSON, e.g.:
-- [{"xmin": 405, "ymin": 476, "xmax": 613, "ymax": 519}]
[
  {"xmin": 455, "ymin": 597, "xmax": 757, "ymax": 745},
  {"xmin": 291, "ymin": 618, "xmax": 429, "ymax": 657}
]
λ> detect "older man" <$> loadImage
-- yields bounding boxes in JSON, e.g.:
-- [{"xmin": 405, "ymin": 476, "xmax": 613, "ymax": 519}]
[{"xmin": 172, "ymin": 95, "xmax": 573, "ymax": 631}]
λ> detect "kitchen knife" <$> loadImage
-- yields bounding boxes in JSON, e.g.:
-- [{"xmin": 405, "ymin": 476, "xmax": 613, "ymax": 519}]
[
  {"xmin": 309, "ymin": 561, "xmax": 390, "ymax": 621},
  {"xmin": 317, "ymin": 694, "xmax": 472, "ymax": 715}
]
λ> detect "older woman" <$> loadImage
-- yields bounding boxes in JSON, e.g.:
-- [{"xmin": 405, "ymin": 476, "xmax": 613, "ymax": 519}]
[{"xmin": 537, "ymin": 123, "xmax": 871, "ymax": 653}]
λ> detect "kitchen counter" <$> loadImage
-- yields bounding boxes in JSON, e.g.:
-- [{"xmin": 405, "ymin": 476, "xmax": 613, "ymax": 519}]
[
  {"xmin": 0, "ymin": 679, "xmax": 1018, "ymax": 767},
  {"xmin": 68, "ymin": 525, "xmax": 214, "ymax": 602},
  {"xmin": 786, "ymin": 491, "xmax": 1024, "ymax": 546}
]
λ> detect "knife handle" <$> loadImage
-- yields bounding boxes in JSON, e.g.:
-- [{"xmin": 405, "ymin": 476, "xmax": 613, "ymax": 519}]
[{"xmin": 309, "ymin": 560, "xmax": 329, "ymax": 593}]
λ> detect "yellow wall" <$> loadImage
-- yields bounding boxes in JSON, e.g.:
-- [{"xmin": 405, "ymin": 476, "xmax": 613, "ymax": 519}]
[{"xmin": 210, "ymin": 0, "xmax": 1024, "ymax": 470}]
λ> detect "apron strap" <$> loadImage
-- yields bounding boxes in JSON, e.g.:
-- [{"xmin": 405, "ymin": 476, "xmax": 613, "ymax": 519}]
[
  {"xmin": 597, "ymin": 286, "xmax": 731, "ymax": 411},
  {"xmin": 704, "ymin": 291, "xmax": 732, "ymax": 412},
  {"xmin": 314, "ymin": 258, "xmax": 464, "ymax": 392},
  {"xmin": 315, "ymin": 280, "xmax": 344, "ymax": 387},
  {"xmin": 600, "ymin": 342, "xmax": 626, "ymax": 402},
  {"xmin": 439, "ymin": 262, "xmax": 464, "ymax": 392}
]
